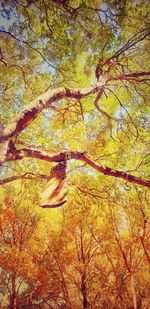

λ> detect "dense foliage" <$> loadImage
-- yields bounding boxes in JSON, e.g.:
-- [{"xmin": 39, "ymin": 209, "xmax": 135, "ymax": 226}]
[{"xmin": 0, "ymin": 0, "xmax": 150, "ymax": 308}]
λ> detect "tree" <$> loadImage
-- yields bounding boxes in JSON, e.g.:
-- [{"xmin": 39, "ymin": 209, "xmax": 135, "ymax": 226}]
[
  {"xmin": 0, "ymin": 196, "xmax": 40, "ymax": 308},
  {"xmin": 0, "ymin": 0, "xmax": 150, "ymax": 190},
  {"xmin": 0, "ymin": 0, "xmax": 150, "ymax": 308}
]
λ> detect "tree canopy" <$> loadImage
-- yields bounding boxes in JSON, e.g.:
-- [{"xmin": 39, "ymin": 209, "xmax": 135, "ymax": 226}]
[{"xmin": 0, "ymin": 0, "xmax": 150, "ymax": 308}]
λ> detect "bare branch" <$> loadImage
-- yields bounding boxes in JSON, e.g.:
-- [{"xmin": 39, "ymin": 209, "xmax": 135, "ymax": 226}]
[
  {"xmin": 0, "ymin": 30, "xmax": 56, "ymax": 70},
  {"xmin": 111, "ymin": 28, "xmax": 150, "ymax": 59},
  {"xmin": 0, "ymin": 173, "xmax": 50, "ymax": 185},
  {"xmin": 94, "ymin": 89, "xmax": 122, "ymax": 121}
]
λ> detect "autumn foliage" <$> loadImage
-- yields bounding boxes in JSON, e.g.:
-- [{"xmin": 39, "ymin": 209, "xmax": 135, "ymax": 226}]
[{"xmin": 0, "ymin": 0, "xmax": 150, "ymax": 308}]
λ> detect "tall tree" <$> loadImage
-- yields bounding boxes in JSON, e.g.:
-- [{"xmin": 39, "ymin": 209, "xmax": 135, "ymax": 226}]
[
  {"xmin": 0, "ymin": 0, "xmax": 150, "ymax": 307},
  {"xmin": 0, "ymin": 0, "xmax": 150, "ymax": 191},
  {"xmin": 0, "ymin": 196, "xmax": 40, "ymax": 308}
]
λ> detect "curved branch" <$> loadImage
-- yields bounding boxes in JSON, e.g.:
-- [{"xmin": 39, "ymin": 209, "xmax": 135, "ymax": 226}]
[
  {"xmin": 0, "ymin": 84, "xmax": 105, "ymax": 143},
  {"xmin": 0, "ymin": 173, "xmax": 50, "ymax": 185},
  {"xmin": 0, "ymin": 71, "xmax": 150, "ymax": 165},
  {"xmin": 3, "ymin": 148, "xmax": 150, "ymax": 188},
  {"xmin": 95, "ymin": 28, "xmax": 150, "ymax": 79},
  {"xmin": 108, "ymin": 71, "xmax": 150, "ymax": 82},
  {"xmin": 80, "ymin": 154, "xmax": 150, "ymax": 189},
  {"xmin": 94, "ymin": 89, "xmax": 121, "ymax": 121},
  {"xmin": 1, "ymin": 70, "xmax": 149, "ymax": 145},
  {"xmin": 107, "ymin": 88, "xmax": 139, "ymax": 140},
  {"xmin": 110, "ymin": 28, "xmax": 150, "ymax": 59},
  {"xmin": 1, "ymin": 69, "xmax": 149, "ymax": 145}
]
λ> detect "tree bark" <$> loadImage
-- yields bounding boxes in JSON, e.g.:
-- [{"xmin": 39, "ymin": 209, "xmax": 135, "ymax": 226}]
[
  {"xmin": 1, "ymin": 73, "xmax": 150, "ymax": 188},
  {"xmin": 10, "ymin": 273, "xmax": 17, "ymax": 309},
  {"xmin": 81, "ymin": 271, "xmax": 89, "ymax": 308},
  {"xmin": 1, "ymin": 149, "xmax": 149, "ymax": 189},
  {"xmin": 130, "ymin": 272, "xmax": 137, "ymax": 309}
]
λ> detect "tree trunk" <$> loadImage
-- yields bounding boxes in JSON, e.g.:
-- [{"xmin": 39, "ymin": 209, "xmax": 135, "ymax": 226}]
[
  {"xmin": 81, "ymin": 272, "xmax": 88, "ymax": 308},
  {"xmin": 130, "ymin": 272, "xmax": 137, "ymax": 309},
  {"xmin": 10, "ymin": 273, "xmax": 17, "ymax": 309}
]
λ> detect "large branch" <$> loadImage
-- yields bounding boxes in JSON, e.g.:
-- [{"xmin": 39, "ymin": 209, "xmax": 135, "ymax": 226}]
[
  {"xmin": 0, "ymin": 82, "xmax": 106, "ymax": 165},
  {"xmin": 95, "ymin": 28, "xmax": 150, "ymax": 80},
  {"xmin": 3, "ymin": 148, "xmax": 150, "ymax": 188},
  {"xmin": 1, "ymin": 71, "xmax": 150, "ymax": 165},
  {"xmin": 108, "ymin": 71, "xmax": 150, "ymax": 82},
  {"xmin": 0, "ymin": 84, "xmax": 105, "ymax": 143},
  {"xmin": 1, "ymin": 70, "xmax": 150, "ymax": 144}
]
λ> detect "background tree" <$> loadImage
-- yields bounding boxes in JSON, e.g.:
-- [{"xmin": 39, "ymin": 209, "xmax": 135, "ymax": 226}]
[{"xmin": 0, "ymin": 195, "xmax": 40, "ymax": 307}]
